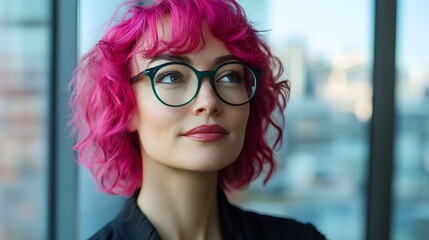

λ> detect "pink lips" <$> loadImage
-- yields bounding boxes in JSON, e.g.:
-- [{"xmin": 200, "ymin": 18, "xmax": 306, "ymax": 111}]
[{"xmin": 182, "ymin": 124, "xmax": 227, "ymax": 142}]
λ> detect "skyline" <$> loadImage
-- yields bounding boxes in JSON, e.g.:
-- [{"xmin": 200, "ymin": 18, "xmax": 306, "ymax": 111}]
[{"xmin": 241, "ymin": 0, "xmax": 428, "ymax": 70}]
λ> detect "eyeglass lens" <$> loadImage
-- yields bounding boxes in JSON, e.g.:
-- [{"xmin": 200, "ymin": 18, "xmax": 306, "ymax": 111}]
[{"xmin": 152, "ymin": 63, "xmax": 256, "ymax": 106}]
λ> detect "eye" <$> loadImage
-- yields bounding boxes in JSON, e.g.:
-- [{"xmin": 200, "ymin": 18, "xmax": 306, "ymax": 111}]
[
  {"xmin": 155, "ymin": 70, "xmax": 186, "ymax": 84},
  {"xmin": 216, "ymin": 71, "xmax": 243, "ymax": 84}
]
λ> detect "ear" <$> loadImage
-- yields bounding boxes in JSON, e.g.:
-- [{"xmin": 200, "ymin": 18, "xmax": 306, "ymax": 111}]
[{"xmin": 127, "ymin": 114, "xmax": 138, "ymax": 132}]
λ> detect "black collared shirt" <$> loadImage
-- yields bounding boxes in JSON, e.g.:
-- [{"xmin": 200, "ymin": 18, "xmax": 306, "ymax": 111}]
[{"xmin": 89, "ymin": 191, "xmax": 326, "ymax": 240}]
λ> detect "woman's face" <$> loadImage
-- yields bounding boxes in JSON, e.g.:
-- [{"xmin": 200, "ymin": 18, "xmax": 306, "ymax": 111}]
[{"xmin": 130, "ymin": 24, "xmax": 250, "ymax": 173}]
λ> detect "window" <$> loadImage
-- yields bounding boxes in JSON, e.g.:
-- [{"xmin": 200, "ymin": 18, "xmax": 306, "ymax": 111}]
[
  {"xmin": 0, "ymin": 1, "xmax": 51, "ymax": 239},
  {"xmin": 392, "ymin": 1, "xmax": 429, "ymax": 239},
  {"xmin": 2, "ymin": 1, "xmax": 424, "ymax": 239},
  {"xmin": 234, "ymin": 1, "xmax": 373, "ymax": 239}
]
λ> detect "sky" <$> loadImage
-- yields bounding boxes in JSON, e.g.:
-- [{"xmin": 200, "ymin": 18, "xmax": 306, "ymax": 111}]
[
  {"xmin": 238, "ymin": 0, "xmax": 371, "ymax": 59},
  {"xmin": 270, "ymin": 0, "xmax": 371, "ymax": 57},
  {"xmin": 396, "ymin": 0, "xmax": 429, "ymax": 70}
]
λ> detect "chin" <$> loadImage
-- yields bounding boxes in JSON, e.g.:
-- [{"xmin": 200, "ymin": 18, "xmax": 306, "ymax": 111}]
[{"xmin": 178, "ymin": 156, "xmax": 237, "ymax": 173}]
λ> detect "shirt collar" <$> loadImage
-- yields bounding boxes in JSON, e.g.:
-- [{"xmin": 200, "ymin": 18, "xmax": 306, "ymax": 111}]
[
  {"xmin": 114, "ymin": 191, "xmax": 160, "ymax": 240},
  {"xmin": 112, "ymin": 189, "xmax": 244, "ymax": 239}
]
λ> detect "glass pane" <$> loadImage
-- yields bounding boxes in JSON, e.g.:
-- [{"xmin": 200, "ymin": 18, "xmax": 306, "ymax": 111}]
[
  {"xmin": 392, "ymin": 1, "xmax": 429, "ymax": 239},
  {"xmin": 0, "ymin": 1, "xmax": 50, "ymax": 239},
  {"xmin": 234, "ymin": 1, "xmax": 373, "ymax": 239}
]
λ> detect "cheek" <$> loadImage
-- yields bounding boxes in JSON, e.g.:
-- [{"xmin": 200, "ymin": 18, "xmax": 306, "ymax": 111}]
[
  {"xmin": 229, "ymin": 106, "xmax": 250, "ymax": 146},
  {"xmin": 133, "ymin": 83, "xmax": 171, "ymax": 129},
  {"xmin": 238, "ymin": 107, "xmax": 250, "ymax": 133},
  {"xmin": 132, "ymin": 86, "xmax": 177, "ymax": 149},
  {"xmin": 138, "ymin": 105, "xmax": 176, "ymax": 142},
  {"xmin": 136, "ymin": 111, "xmax": 169, "ymax": 162},
  {"xmin": 136, "ymin": 102, "xmax": 188, "ymax": 161}
]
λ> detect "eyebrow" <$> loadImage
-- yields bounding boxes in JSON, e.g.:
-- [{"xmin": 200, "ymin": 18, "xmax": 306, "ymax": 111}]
[
  {"xmin": 212, "ymin": 55, "xmax": 241, "ymax": 65},
  {"xmin": 148, "ymin": 54, "xmax": 241, "ymax": 67},
  {"xmin": 149, "ymin": 54, "xmax": 192, "ymax": 65}
]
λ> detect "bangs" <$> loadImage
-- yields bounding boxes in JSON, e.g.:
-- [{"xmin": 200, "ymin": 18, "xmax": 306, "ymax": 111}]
[
  {"xmin": 133, "ymin": 0, "xmax": 248, "ymax": 60},
  {"xmin": 135, "ymin": 1, "xmax": 205, "ymax": 58}
]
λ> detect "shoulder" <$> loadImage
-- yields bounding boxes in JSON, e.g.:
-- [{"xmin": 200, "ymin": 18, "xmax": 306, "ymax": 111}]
[
  {"xmin": 88, "ymin": 221, "xmax": 117, "ymax": 240},
  {"xmin": 86, "ymin": 194, "xmax": 160, "ymax": 240},
  {"xmin": 245, "ymin": 209, "xmax": 325, "ymax": 239},
  {"xmin": 226, "ymin": 203, "xmax": 326, "ymax": 240},
  {"xmin": 219, "ymin": 190, "xmax": 326, "ymax": 239}
]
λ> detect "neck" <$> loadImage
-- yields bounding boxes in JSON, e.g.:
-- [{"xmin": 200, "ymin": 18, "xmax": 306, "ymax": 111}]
[{"xmin": 137, "ymin": 157, "xmax": 222, "ymax": 240}]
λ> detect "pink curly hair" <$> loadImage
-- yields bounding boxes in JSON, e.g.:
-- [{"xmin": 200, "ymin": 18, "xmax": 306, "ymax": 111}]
[{"xmin": 69, "ymin": 0, "xmax": 290, "ymax": 196}]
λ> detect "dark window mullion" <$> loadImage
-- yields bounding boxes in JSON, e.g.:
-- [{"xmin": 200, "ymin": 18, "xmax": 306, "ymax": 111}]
[
  {"xmin": 49, "ymin": 0, "xmax": 78, "ymax": 239},
  {"xmin": 366, "ymin": 0, "xmax": 397, "ymax": 239}
]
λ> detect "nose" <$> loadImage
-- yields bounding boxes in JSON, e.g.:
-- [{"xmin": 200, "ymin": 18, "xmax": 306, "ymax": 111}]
[{"xmin": 192, "ymin": 79, "xmax": 222, "ymax": 115}]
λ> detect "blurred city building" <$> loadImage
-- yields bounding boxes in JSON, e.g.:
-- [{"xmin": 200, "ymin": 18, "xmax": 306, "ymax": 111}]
[{"xmin": 0, "ymin": 0, "xmax": 50, "ymax": 239}]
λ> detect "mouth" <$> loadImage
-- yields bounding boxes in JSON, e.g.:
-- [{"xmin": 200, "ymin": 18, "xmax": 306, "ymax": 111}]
[{"xmin": 182, "ymin": 124, "xmax": 228, "ymax": 142}]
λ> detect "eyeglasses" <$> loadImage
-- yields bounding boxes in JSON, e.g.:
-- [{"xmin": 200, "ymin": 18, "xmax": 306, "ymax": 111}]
[{"xmin": 130, "ymin": 61, "xmax": 260, "ymax": 107}]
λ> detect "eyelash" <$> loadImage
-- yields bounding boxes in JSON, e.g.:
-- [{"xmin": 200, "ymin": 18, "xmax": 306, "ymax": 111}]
[{"xmin": 155, "ymin": 70, "xmax": 182, "ymax": 82}]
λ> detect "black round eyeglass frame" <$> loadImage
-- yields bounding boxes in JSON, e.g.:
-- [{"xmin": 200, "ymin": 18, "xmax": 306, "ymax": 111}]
[{"xmin": 129, "ymin": 61, "xmax": 261, "ymax": 107}]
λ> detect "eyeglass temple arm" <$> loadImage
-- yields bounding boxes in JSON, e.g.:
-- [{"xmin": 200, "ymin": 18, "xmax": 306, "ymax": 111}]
[{"xmin": 129, "ymin": 71, "xmax": 147, "ymax": 84}]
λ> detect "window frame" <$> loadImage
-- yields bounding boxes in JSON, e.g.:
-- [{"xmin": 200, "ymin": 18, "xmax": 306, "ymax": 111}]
[
  {"xmin": 366, "ymin": 0, "xmax": 397, "ymax": 239},
  {"xmin": 49, "ymin": 0, "xmax": 78, "ymax": 239}
]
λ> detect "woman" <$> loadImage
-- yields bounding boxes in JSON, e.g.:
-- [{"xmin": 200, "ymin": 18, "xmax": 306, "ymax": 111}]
[{"xmin": 70, "ymin": 0, "xmax": 326, "ymax": 239}]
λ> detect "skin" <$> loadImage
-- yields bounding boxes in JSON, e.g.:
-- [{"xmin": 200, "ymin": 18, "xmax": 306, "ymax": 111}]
[{"xmin": 129, "ymin": 21, "xmax": 250, "ymax": 240}]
